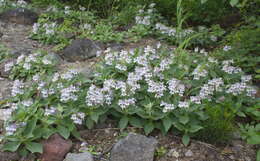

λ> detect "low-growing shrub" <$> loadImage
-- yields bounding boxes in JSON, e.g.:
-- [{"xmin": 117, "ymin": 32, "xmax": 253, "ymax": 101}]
[
  {"xmin": 2, "ymin": 45, "xmax": 257, "ymax": 155},
  {"xmin": 215, "ymin": 27, "xmax": 260, "ymax": 80},
  {"xmin": 194, "ymin": 103, "xmax": 236, "ymax": 145}
]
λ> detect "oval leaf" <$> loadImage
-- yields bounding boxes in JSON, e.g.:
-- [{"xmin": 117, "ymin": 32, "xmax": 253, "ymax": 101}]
[
  {"xmin": 182, "ymin": 134, "xmax": 190, "ymax": 146},
  {"xmin": 25, "ymin": 142, "xmax": 43, "ymax": 153}
]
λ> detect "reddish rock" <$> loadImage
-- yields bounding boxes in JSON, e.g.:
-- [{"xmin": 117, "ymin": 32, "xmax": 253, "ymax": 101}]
[{"xmin": 41, "ymin": 134, "xmax": 72, "ymax": 161}]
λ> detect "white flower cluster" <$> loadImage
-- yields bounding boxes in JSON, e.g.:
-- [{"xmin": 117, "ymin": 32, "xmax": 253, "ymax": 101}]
[
  {"xmin": 155, "ymin": 23, "xmax": 194, "ymax": 39},
  {"xmin": 43, "ymin": 23, "xmax": 57, "ymax": 35},
  {"xmin": 4, "ymin": 61, "xmax": 14, "ymax": 72},
  {"xmin": 71, "ymin": 112, "xmax": 85, "ymax": 124},
  {"xmin": 21, "ymin": 99, "xmax": 33, "ymax": 107},
  {"xmin": 61, "ymin": 69, "xmax": 79, "ymax": 80},
  {"xmin": 147, "ymin": 79, "xmax": 166, "ymax": 98},
  {"xmin": 44, "ymin": 106, "xmax": 56, "ymax": 116},
  {"xmin": 64, "ymin": 6, "xmax": 71, "ymax": 14},
  {"xmin": 60, "ymin": 85, "xmax": 79, "ymax": 102},
  {"xmin": 192, "ymin": 65, "xmax": 208, "ymax": 80},
  {"xmin": 222, "ymin": 60, "xmax": 242, "ymax": 74},
  {"xmin": 118, "ymin": 98, "xmax": 136, "ymax": 109},
  {"xmin": 160, "ymin": 101, "xmax": 175, "ymax": 113},
  {"xmin": 168, "ymin": 78, "xmax": 185, "ymax": 96},
  {"xmin": 223, "ymin": 45, "xmax": 232, "ymax": 51},
  {"xmin": 227, "ymin": 82, "xmax": 256, "ymax": 97},
  {"xmin": 5, "ymin": 52, "xmax": 50, "ymax": 73},
  {"xmin": 16, "ymin": 0, "xmax": 27, "ymax": 7},
  {"xmin": 11, "ymin": 80, "xmax": 24, "ymax": 96},
  {"xmin": 135, "ymin": 4, "xmax": 156, "ymax": 26},
  {"xmin": 178, "ymin": 101, "xmax": 189, "ymax": 108},
  {"xmin": 5, "ymin": 124, "xmax": 18, "ymax": 136},
  {"xmin": 199, "ymin": 78, "xmax": 224, "ymax": 100}
]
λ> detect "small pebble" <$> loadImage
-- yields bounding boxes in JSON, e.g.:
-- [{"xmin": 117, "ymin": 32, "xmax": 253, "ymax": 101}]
[{"xmin": 185, "ymin": 149, "xmax": 193, "ymax": 157}]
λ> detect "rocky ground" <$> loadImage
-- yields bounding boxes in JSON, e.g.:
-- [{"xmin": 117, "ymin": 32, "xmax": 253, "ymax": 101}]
[{"xmin": 0, "ymin": 8, "xmax": 258, "ymax": 161}]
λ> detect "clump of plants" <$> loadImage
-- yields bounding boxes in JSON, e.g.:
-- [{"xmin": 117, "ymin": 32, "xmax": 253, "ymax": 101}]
[
  {"xmin": 0, "ymin": 0, "xmax": 32, "ymax": 12},
  {"xmin": 1, "ymin": 44, "xmax": 257, "ymax": 156},
  {"xmin": 4, "ymin": 51, "xmax": 57, "ymax": 80},
  {"xmin": 194, "ymin": 103, "xmax": 236, "ymax": 145},
  {"xmin": 216, "ymin": 27, "xmax": 260, "ymax": 80}
]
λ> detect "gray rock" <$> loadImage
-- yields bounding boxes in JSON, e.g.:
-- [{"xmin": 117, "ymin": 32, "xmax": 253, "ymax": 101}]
[
  {"xmin": 61, "ymin": 39, "xmax": 103, "ymax": 62},
  {"xmin": 64, "ymin": 152, "xmax": 93, "ymax": 161},
  {"xmin": 0, "ymin": 79, "xmax": 12, "ymax": 101},
  {"xmin": 0, "ymin": 8, "xmax": 38, "ymax": 25},
  {"xmin": 43, "ymin": 53, "xmax": 63, "ymax": 65},
  {"xmin": 110, "ymin": 133, "xmax": 158, "ymax": 161}
]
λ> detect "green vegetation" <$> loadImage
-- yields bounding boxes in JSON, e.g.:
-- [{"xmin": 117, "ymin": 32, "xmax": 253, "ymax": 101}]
[{"xmin": 0, "ymin": 0, "xmax": 259, "ymax": 158}]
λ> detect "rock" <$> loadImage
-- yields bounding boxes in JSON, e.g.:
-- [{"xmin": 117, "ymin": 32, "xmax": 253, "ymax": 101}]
[
  {"xmin": 61, "ymin": 39, "xmax": 103, "ymax": 62},
  {"xmin": 63, "ymin": 152, "xmax": 93, "ymax": 161},
  {"xmin": 0, "ymin": 78, "xmax": 12, "ymax": 101},
  {"xmin": 0, "ymin": 8, "xmax": 38, "ymax": 25},
  {"xmin": 184, "ymin": 149, "xmax": 193, "ymax": 157},
  {"xmin": 41, "ymin": 134, "xmax": 72, "ymax": 161},
  {"xmin": 43, "ymin": 53, "xmax": 63, "ymax": 65},
  {"xmin": 110, "ymin": 133, "xmax": 158, "ymax": 161},
  {"xmin": 0, "ymin": 151, "xmax": 20, "ymax": 161}
]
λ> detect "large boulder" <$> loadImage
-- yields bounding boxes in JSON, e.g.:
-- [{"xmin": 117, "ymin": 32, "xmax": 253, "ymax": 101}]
[
  {"xmin": 41, "ymin": 134, "xmax": 72, "ymax": 161},
  {"xmin": 63, "ymin": 152, "xmax": 94, "ymax": 161},
  {"xmin": 61, "ymin": 39, "xmax": 103, "ymax": 62},
  {"xmin": 0, "ymin": 8, "xmax": 38, "ymax": 25},
  {"xmin": 110, "ymin": 133, "xmax": 158, "ymax": 161}
]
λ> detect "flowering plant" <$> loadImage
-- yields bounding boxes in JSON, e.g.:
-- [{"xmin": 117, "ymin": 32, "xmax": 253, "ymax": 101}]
[
  {"xmin": 1, "ymin": 44, "xmax": 257, "ymax": 154},
  {"xmin": 89, "ymin": 45, "xmax": 256, "ymax": 145},
  {"xmin": 5, "ymin": 51, "xmax": 57, "ymax": 80}
]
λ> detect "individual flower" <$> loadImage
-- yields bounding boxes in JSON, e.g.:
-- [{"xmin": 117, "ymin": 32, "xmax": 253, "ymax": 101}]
[{"xmin": 223, "ymin": 45, "xmax": 232, "ymax": 51}]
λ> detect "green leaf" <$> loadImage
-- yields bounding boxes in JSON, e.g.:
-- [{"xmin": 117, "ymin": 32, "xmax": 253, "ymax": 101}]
[
  {"xmin": 86, "ymin": 117, "xmax": 94, "ymax": 129},
  {"xmin": 230, "ymin": 0, "xmax": 239, "ymax": 6},
  {"xmin": 90, "ymin": 113, "xmax": 99, "ymax": 123},
  {"xmin": 162, "ymin": 116, "xmax": 172, "ymax": 132},
  {"xmin": 237, "ymin": 111, "xmax": 246, "ymax": 117},
  {"xmin": 2, "ymin": 141, "xmax": 21, "ymax": 152},
  {"xmin": 189, "ymin": 125, "xmax": 203, "ymax": 133},
  {"xmin": 25, "ymin": 142, "xmax": 43, "ymax": 153},
  {"xmin": 71, "ymin": 129, "xmax": 82, "ymax": 140},
  {"xmin": 119, "ymin": 116, "xmax": 129, "ymax": 129},
  {"xmin": 179, "ymin": 115, "xmax": 189, "ymax": 125},
  {"xmin": 23, "ymin": 118, "xmax": 37, "ymax": 138},
  {"xmin": 57, "ymin": 125, "xmax": 70, "ymax": 139},
  {"xmin": 144, "ymin": 121, "xmax": 154, "ymax": 135},
  {"xmin": 201, "ymin": 0, "xmax": 208, "ymax": 4},
  {"xmin": 247, "ymin": 135, "xmax": 260, "ymax": 145},
  {"xmin": 129, "ymin": 117, "xmax": 143, "ymax": 128},
  {"xmin": 182, "ymin": 134, "xmax": 190, "ymax": 146}
]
